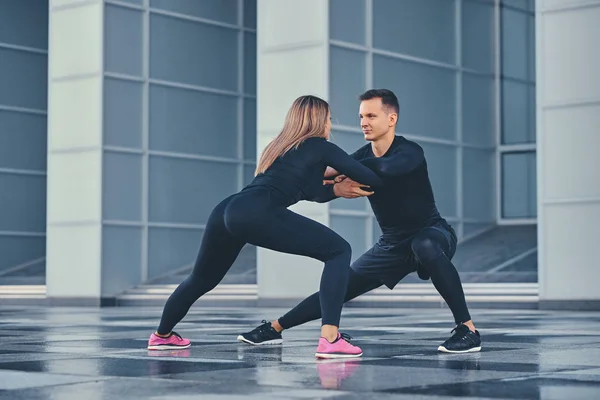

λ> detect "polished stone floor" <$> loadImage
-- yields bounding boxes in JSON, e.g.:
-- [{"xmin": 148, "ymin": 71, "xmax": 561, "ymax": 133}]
[{"xmin": 0, "ymin": 306, "xmax": 599, "ymax": 399}]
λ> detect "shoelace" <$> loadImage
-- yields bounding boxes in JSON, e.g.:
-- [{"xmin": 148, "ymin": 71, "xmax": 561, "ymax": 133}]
[
  {"xmin": 256, "ymin": 320, "xmax": 271, "ymax": 333},
  {"xmin": 449, "ymin": 326, "xmax": 476, "ymax": 345},
  {"xmin": 170, "ymin": 331, "xmax": 183, "ymax": 339},
  {"xmin": 450, "ymin": 324, "xmax": 469, "ymax": 335},
  {"xmin": 340, "ymin": 332, "xmax": 354, "ymax": 342}
]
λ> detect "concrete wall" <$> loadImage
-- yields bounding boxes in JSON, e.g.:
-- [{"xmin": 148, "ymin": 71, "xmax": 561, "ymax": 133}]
[{"xmin": 536, "ymin": 0, "xmax": 600, "ymax": 308}]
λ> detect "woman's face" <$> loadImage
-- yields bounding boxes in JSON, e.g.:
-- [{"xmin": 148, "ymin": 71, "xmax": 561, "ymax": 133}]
[{"xmin": 323, "ymin": 111, "xmax": 332, "ymax": 140}]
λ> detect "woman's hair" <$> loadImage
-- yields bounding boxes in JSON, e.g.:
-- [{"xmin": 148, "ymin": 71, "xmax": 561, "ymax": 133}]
[{"xmin": 255, "ymin": 95, "xmax": 330, "ymax": 175}]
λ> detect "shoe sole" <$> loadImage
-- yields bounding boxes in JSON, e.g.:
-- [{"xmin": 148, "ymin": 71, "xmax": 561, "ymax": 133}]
[
  {"xmin": 437, "ymin": 345, "xmax": 481, "ymax": 353},
  {"xmin": 315, "ymin": 352, "xmax": 363, "ymax": 359},
  {"xmin": 237, "ymin": 335, "xmax": 283, "ymax": 346},
  {"xmin": 147, "ymin": 344, "xmax": 191, "ymax": 350}
]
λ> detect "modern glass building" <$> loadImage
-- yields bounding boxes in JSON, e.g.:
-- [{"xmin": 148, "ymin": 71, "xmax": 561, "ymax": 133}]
[{"xmin": 0, "ymin": 0, "xmax": 598, "ymax": 309}]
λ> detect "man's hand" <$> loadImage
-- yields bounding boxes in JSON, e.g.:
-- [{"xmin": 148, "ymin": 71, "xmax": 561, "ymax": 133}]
[
  {"xmin": 323, "ymin": 174, "xmax": 347, "ymax": 186},
  {"xmin": 333, "ymin": 178, "xmax": 374, "ymax": 198},
  {"xmin": 334, "ymin": 174, "xmax": 347, "ymax": 183}
]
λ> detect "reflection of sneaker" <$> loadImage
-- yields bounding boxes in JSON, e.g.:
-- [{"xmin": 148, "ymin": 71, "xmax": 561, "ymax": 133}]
[
  {"xmin": 317, "ymin": 359, "xmax": 361, "ymax": 389},
  {"xmin": 315, "ymin": 333, "xmax": 362, "ymax": 359},
  {"xmin": 147, "ymin": 349, "xmax": 191, "ymax": 358},
  {"xmin": 237, "ymin": 320, "xmax": 283, "ymax": 346},
  {"xmin": 237, "ymin": 345, "xmax": 283, "ymax": 362},
  {"xmin": 438, "ymin": 323, "xmax": 482, "ymax": 353},
  {"xmin": 147, "ymin": 331, "xmax": 191, "ymax": 350}
]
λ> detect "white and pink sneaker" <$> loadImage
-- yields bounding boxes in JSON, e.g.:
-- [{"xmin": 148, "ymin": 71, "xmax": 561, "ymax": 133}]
[
  {"xmin": 315, "ymin": 333, "xmax": 363, "ymax": 359},
  {"xmin": 147, "ymin": 331, "xmax": 191, "ymax": 350}
]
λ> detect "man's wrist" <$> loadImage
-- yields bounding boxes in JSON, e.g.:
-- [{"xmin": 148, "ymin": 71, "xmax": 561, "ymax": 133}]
[{"xmin": 332, "ymin": 183, "xmax": 340, "ymax": 197}]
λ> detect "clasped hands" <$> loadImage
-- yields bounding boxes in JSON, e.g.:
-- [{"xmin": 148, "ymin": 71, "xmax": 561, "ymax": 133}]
[{"xmin": 323, "ymin": 169, "xmax": 374, "ymax": 199}]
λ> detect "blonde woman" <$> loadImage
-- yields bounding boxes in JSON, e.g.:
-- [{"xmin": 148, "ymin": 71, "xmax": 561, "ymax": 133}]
[{"xmin": 148, "ymin": 95, "xmax": 384, "ymax": 359}]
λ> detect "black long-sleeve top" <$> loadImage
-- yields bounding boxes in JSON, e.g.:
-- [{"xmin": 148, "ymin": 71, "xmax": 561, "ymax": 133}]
[
  {"xmin": 313, "ymin": 136, "xmax": 445, "ymax": 240},
  {"xmin": 246, "ymin": 137, "xmax": 384, "ymax": 207}
]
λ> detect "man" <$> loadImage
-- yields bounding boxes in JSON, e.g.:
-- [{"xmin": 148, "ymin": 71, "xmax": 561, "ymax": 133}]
[{"xmin": 238, "ymin": 89, "xmax": 482, "ymax": 354}]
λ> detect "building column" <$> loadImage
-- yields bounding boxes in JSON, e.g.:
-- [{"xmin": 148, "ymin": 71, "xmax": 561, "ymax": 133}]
[
  {"xmin": 46, "ymin": 0, "xmax": 104, "ymax": 304},
  {"xmin": 536, "ymin": 0, "xmax": 600, "ymax": 309},
  {"xmin": 256, "ymin": 0, "xmax": 330, "ymax": 302},
  {"xmin": 46, "ymin": 0, "xmax": 144, "ymax": 305}
]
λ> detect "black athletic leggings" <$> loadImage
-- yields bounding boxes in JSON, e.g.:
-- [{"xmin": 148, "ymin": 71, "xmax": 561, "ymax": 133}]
[
  {"xmin": 157, "ymin": 187, "xmax": 352, "ymax": 334},
  {"xmin": 278, "ymin": 226, "xmax": 471, "ymax": 329}
]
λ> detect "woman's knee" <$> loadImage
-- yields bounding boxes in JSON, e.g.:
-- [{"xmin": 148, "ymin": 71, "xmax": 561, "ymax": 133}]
[
  {"xmin": 327, "ymin": 237, "xmax": 352, "ymax": 262},
  {"xmin": 340, "ymin": 239, "xmax": 352, "ymax": 257},
  {"xmin": 176, "ymin": 274, "xmax": 213, "ymax": 300}
]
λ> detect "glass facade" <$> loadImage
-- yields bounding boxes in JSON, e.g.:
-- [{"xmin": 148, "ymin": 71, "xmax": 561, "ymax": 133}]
[
  {"xmin": 0, "ymin": 1, "xmax": 49, "ymax": 282},
  {"xmin": 328, "ymin": 0, "xmax": 499, "ymax": 259},
  {"xmin": 102, "ymin": 0, "xmax": 257, "ymax": 281},
  {"xmin": 0, "ymin": 0, "xmax": 538, "ymax": 287},
  {"xmin": 499, "ymin": 0, "xmax": 537, "ymax": 220}
]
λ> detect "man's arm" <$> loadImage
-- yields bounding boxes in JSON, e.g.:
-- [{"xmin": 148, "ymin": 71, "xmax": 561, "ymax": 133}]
[{"xmin": 359, "ymin": 141, "xmax": 424, "ymax": 178}]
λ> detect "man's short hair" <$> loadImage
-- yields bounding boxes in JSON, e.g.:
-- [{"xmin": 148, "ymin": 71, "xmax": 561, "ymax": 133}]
[{"xmin": 359, "ymin": 89, "xmax": 399, "ymax": 115}]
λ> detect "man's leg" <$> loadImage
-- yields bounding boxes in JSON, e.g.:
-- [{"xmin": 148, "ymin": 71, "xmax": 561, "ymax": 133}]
[
  {"xmin": 277, "ymin": 268, "xmax": 382, "ymax": 330},
  {"xmin": 411, "ymin": 225, "xmax": 482, "ymax": 353},
  {"xmin": 237, "ymin": 245, "xmax": 400, "ymax": 345}
]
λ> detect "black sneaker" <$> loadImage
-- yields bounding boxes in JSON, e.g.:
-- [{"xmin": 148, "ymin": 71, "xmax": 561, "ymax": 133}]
[
  {"xmin": 237, "ymin": 320, "xmax": 283, "ymax": 346},
  {"xmin": 438, "ymin": 323, "xmax": 482, "ymax": 353}
]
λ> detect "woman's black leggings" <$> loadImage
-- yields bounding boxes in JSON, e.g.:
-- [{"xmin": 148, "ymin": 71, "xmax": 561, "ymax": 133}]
[{"xmin": 157, "ymin": 188, "xmax": 352, "ymax": 334}]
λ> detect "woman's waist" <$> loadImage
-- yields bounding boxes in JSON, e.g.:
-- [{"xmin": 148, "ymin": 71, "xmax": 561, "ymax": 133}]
[{"xmin": 240, "ymin": 183, "xmax": 299, "ymax": 207}]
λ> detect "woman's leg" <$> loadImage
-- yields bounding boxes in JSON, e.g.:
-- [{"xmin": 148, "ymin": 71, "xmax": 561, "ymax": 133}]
[
  {"xmin": 148, "ymin": 196, "xmax": 246, "ymax": 349},
  {"xmin": 225, "ymin": 202, "xmax": 362, "ymax": 357}
]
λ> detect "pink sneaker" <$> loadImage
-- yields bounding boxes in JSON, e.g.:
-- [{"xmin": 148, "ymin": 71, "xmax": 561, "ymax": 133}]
[
  {"xmin": 315, "ymin": 333, "xmax": 363, "ymax": 359},
  {"xmin": 147, "ymin": 331, "xmax": 191, "ymax": 350}
]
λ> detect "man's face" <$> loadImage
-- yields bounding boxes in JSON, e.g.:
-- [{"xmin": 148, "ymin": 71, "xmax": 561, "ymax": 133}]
[{"xmin": 359, "ymin": 98, "xmax": 396, "ymax": 142}]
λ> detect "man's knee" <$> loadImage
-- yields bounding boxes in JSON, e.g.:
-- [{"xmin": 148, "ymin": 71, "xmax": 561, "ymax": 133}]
[{"xmin": 411, "ymin": 236, "xmax": 443, "ymax": 264}]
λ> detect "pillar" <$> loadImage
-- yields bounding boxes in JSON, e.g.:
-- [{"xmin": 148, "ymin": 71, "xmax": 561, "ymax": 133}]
[
  {"xmin": 46, "ymin": 0, "xmax": 105, "ymax": 304},
  {"xmin": 537, "ymin": 0, "xmax": 600, "ymax": 309},
  {"xmin": 46, "ymin": 0, "xmax": 143, "ymax": 305},
  {"xmin": 256, "ymin": 0, "xmax": 330, "ymax": 302}
]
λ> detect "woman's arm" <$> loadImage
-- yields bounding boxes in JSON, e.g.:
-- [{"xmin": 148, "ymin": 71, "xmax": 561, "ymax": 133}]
[{"xmin": 319, "ymin": 140, "xmax": 384, "ymax": 188}]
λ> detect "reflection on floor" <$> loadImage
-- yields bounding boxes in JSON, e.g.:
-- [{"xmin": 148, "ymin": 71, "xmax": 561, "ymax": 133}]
[{"xmin": 0, "ymin": 305, "xmax": 599, "ymax": 399}]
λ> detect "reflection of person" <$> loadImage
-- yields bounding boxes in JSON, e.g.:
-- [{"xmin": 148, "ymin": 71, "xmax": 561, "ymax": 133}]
[
  {"xmin": 238, "ymin": 89, "xmax": 482, "ymax": 354},
  {"xmin": 148, "ymin": 95, "xmax": 385, "ymax": 359}
]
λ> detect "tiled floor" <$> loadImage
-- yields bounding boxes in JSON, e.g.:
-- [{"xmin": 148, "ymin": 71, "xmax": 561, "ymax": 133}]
[{"xmin": 1, "ymin": 306, "xmax": 599, "ymax": 399}]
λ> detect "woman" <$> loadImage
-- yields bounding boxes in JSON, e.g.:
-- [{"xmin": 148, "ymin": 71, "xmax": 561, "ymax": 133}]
[{"xmin": 147, "ymin": 95, "xmax": 383, "ymax": 358}]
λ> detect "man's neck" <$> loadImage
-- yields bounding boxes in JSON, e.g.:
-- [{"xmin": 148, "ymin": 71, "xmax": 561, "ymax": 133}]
[{"xmin": 370, "ymin": 132, "xmax": 395, "ymax": 157}]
